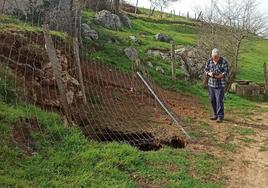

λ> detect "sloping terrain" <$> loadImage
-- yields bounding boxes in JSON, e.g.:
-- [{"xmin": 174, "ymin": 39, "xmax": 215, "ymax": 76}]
[
  {"xmin": 1, "ymin": 6, "xmax": 268, "ymax": 188},
  {"xmin": 0, "ymin": 21, "xmax": 189, "ymax": 150}
]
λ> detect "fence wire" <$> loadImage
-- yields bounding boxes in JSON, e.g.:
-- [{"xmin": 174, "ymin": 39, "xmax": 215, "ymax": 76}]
[{"xmin": 0, "ymin": 2, "xmax": 188, "ymax": 151}]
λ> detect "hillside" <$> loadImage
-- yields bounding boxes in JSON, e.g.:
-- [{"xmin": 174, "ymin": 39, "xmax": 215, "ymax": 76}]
[{"xmin": 1, "ymin": 6, "xmax": 268, "ymax": 188}]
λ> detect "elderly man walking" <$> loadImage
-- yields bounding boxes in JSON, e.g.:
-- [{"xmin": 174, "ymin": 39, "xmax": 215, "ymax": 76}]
[{"xmin": 204, "ymin": 49, "xmax": 229, "ymax": 123}]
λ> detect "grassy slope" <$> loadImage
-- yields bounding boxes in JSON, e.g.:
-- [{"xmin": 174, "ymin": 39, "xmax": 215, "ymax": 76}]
[
  {"xmin": 83, "ymin": 9, "xmax": 256, "ymax": 110},
  {"xmin": 0, "ymin": 14, "xmax": 224, "ymax": 187},
  {"xmin": 0, "ymin": 9, "xmax": 266, "ymax": 187},
  {"xmin": 0, "ymin": 101, "xmax": 223, "ymax": 187},
  {"xmin": 237, "ymin": 38, "xmax": 268, "ymax": 83}
]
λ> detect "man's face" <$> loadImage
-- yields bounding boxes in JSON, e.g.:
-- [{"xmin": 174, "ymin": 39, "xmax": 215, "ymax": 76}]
[{"xmin": 212, "ymin": 55, "xmax": 220, "ymax": 62}]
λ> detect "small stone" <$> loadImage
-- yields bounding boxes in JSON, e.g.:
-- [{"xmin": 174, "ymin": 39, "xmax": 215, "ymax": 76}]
[
  {"xmin": 156, "ymin": 66, "xmax": 164, "ymax": 74},
  {"xmin": 155, "ymin": 33, "xmax": 173, "ymax": 43},
  {"xmin": 124, "ymin": 46, "xmax": 138, "ymax": 61},
  {"xmin": 146, "ymin": 61, "xmax": 154, "ymax": 68}
]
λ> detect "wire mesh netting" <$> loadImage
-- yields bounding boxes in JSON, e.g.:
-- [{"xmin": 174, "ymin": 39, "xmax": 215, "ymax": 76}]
[{"xmin": 0, "ymin": 0, "xmax": 188, "ymax": 151}]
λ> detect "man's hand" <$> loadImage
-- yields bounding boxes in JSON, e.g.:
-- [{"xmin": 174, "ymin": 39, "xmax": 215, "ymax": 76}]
[
  {"xmin": 207, "ymin": 72, "xmax": 213, "ymax": 77},
  {"xmin": 214, "ymin": 74, "xmax": 224, "ymax": 79}
]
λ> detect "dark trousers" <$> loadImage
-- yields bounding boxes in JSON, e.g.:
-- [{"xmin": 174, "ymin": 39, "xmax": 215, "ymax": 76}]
[{"xmin": 208, "ymin": 87, "xmax": 225, "ymax": 120}]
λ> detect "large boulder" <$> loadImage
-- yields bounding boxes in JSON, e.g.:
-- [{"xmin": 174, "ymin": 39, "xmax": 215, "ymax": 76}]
[
  {"xmin": 95, "ymin": 10, "xmax": 122, "ymax": 30},
  {"xmin": 124, "ymin": 47, "xmax": 138, "ymax": 62},
  {"xmin": 147, "ymin": 48, "xmax": 170, "ymax": 60},
  {"xmin": 176, "ymin": 47, "xmax": 207, "ymax": 81},
  {"xmin": 82, "ymin": 23, "xmax": 98, "ymax": 40},
  {"xmin": 155, "ymin": 33, "xmax": 173, "ymax": 43},
  {"xmin": 118, "ymin": 12, "xmax": 132, "ymax": 28}
]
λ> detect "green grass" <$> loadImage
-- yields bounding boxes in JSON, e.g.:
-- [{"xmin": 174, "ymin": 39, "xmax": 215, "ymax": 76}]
[
  {"xmin": 82, "ymin": 9, "xmax": 257, "ymax": 112},
  {"xmin": 260, "ymin": 139, "xmax": 268, "ymax": 152},
  {"xmin": 238, "ymin": 137, "xmax": 257, "ymax": 143},
  {"xmin": 231, "ymin": 127, "xmax": 256, "ymax": 136},
  {"xmin": 82, "ymin": 9, "xmax": 196, "ymax": 73},
  {"xmin": 218, "ymin": 143, "xmax": 238, "ymax": 153},
  {"xmin": 136, "ymin": 7, "xmax": 197, "ymax": 26},
  {"xmin": 0, "ymin": 101, "xmax": 223, "ymax": 187},
  {"xmin": 0, "ymin": 14, "xmax": 68, "ymax": 39},
  {"xmin": 237, "ymin": 38, "xmax": 268, "ymax": 83}
]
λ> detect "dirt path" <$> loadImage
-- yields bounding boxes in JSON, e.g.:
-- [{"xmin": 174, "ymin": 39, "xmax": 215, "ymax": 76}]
[
  {"xmin": 163, "ymin": 92, "xmax": 268, "ymax": 188},
  {"xmin": 223, "ymin": 106, "xmax": 268, "ymax": 188}
]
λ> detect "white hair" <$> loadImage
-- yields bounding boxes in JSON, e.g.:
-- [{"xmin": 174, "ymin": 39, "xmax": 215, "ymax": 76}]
[{"xmin": 212, "ymin": 48, "xmax": 220, "ymax": 56}]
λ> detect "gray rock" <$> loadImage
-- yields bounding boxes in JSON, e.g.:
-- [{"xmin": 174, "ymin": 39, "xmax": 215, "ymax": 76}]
[
  {"xmin": 156, "ymin": 66, "xmax": 164, "ymax": 74},
  {"xmin": 176, "ymin": 47, "xmax": 207, "ymax": 81},
  {"xmin": 147, "ymin": 49, "xmax": 170, "ymax": 60},
  {"xmin": 96, "ymin": 10, "xmax": 122, "ymax": 30},
  {"xmin": 129, "ymin": 35, "xmax": 138, "ymax": 43},
  {"xmin": 82, "ymin": 23, "xmax": 98, "ymax": 40},
  {"xmin": 124, "ymin": 47, "xmax": 138, "ymax": 61},
  {"xmin": 146, "ymin": 61, "xmax": 154, "ymax": 68},
  {"xmin": 118, "ymin": 12, "xmax": 132, "ymax": 28},
  {"xmin": 155, "ymin": 33, "xmax": 173, "ymax": 43},
  {"xmin": 230, "ymin": 83, "xmax": 238, "ymax": 93},
  {"xmin": 147, "ymin": 49, "xmax": 163, "ymax": 57}
]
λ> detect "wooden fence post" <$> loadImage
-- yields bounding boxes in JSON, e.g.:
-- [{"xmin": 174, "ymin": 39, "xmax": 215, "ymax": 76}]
[
  {"xmin": 73, "ymin": 37, "xmax": 87, "ymax": 104},
  {"xmin": 171, "ymin": 41, "xmax": 176, "ymax": 81},
  {"xmin": 264, "ymin": 62, "xmax": 268, "ymax": 96},
  {"xmin": 43, "ymin": 24, "xmax": 72, "ymax": 123},
  {"xmin": 73, "ymin": 1, "xmax": 87, "ymax": 105}
]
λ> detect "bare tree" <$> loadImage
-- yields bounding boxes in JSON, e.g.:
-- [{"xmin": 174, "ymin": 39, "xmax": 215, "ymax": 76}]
[
  {"xmin": 0, "ymin": 0, "xmax": 6, "ymax": 13},
  {"xmin": 112, "ymin": 0, "xmax": 120, "ymax": 14},
  {"xmin": 135, "ymin": 0, "xmax": 138, "ymax": 14},
  {"xmin": 149, "ymin": 0, "xmax": 180, "ymax": 18},
  {"xmin": 197, "ymin": 0, "xmax": 267, "ymax": 83}
]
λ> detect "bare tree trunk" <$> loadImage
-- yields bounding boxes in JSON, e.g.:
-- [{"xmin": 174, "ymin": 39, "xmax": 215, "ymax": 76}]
[
  {"xmin": 112, "ymin": 0, "xmax": 120, "ymax": 14},
  {"xmin": 151, "ymin": 7, "xmax": 155, "ymax": 16},
  {"xmin": 160, "ymin": 6, "xmax": 163, "ymax": 19},
  {"xmin": 73, "ymin": 1, "xmax": 87, "ymax": 105},
  {"xmin": 197, "ymin": 11, "xmax": 202, "ymax": 20},
  {"xmin": 73, "ymin": 37, "xmax": 87, "ymax": 104},
  {"xmin": 43, "ymin": 24, "xmax": 72, "ymax": 124},
  {"xmin": 1, "ymin": 0, "xmax": 6, "ymax": 13},
  {"xmin": 135, "ymin": 0, "xmax": 138, "ymax": 14},
  {"xmin": 264, "ymin": 63, "xmax": 268, "ymax": 97},
  {"xmin": 171, "ymin": 41, "xmax": 176, "ymax": 81},
  {"xmin": 234, "ymin": 38, "xmax": 243, "ymax": 73}
]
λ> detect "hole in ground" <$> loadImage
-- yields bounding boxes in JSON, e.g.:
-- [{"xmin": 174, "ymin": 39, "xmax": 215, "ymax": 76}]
[{"xmin": 85, "ymin": 128, "xmax": 186, "ymax": 151}]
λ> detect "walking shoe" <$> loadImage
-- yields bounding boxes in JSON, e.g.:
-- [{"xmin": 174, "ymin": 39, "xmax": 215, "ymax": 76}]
[
  {"xmin": 216, "ymin": 119, "xmax": 223, "ymax": 123},
  {"xmin": 210, "ymin": 117, "xmax": 217, "ymax": 120}
]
